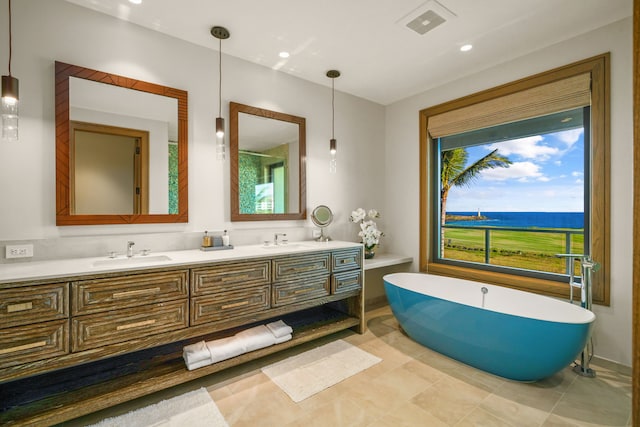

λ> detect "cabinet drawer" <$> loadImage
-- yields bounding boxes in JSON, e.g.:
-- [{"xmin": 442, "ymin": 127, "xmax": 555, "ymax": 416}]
[
  {"xmin": 0, "ymin": 283, "xmax": 69, "ymax": 328},
  {"xmin": 0, "ymin": 319, "xmax": 69, "ymax": 369},
  {"xmin": 332, "ymin": 248, "xmax": 362, "ymax": 273},
  {"xmin": 72, "ymin": 300, "xmax": 188, "ymax": 352},
  {"xmin": 273, "ymin": 253, "xmax": 331, "ymax": 282},
  {"xmin": 272, "ymin": 276, "xmax": 330, "ymax": 306},
  {"xmin": 332, "ymin": 271, "xmax": 362, "ymax": 294},
  {"xmin": 191, "ymin": 261, "xmax": 270, "ymax": 296},
  {"xmin": 191, "ymin": 285, "xmax": 270, "ymax": 326},
  {"xmin": 72, "ymin": 270, "xmax": 188, "ymax": 315}
]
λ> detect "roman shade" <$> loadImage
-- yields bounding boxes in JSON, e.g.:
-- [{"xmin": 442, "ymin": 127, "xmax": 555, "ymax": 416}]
[{"xmin": 427, "ymin": 73, "xmax": 591, "ymax": 138}]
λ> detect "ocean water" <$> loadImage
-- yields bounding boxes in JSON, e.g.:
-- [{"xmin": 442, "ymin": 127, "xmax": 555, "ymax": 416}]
[{"xmin": 446, "ymin": 212, "xmax": 584, "ymax": 229}]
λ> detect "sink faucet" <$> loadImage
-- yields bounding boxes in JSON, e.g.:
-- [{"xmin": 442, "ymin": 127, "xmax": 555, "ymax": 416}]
[
  {"xmin": 274, "ymin": 233, "xmax": 287, "ymax": 245},
  {"xmin": 127, "ymin": 241, "xmax": 135, "ymax": 258}
]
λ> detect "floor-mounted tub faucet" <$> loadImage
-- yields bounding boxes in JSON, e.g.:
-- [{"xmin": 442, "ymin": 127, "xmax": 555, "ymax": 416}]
[
  {"xmin": 555, "ymin": 253, "xmax": 600, "ymax": 378},
  {"xmin": 127, "ymin": 241, "xmax": 135, "ymax": 258}
]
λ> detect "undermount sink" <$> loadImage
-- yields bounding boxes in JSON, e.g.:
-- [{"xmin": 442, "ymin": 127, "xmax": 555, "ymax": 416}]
[
  {"xmin": 261, "ymin": 243, "xmax": 309, "ymax": 250},
  {"xmin": 92, "ymin": 255, "xmax": 172, "ymax": 267}
]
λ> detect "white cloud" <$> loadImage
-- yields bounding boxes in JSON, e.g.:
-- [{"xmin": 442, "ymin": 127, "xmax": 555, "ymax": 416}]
[
  {"xmin": 555, "ymin": 128, "xmax": 584, "ymax": 147},
  {"xmin": 487, "ymin": 136, "xmax": 559, "ymax": 161},
  {"xmin": 481, "ymin": 161, "xmax": 545, "ymax": 181},
  {"xmin": 572, "ymin": 171, "xmax": 583, "ymax": 177}
]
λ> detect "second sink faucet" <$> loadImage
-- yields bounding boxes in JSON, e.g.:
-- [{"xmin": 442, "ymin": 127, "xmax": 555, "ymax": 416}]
[
  {"xmin": 274, "ymin": 233, "xmax": 287, "ymax": 245},
  {"xmin": 127, "ymin": 241, "xmax": 135, "ymax": 257}
]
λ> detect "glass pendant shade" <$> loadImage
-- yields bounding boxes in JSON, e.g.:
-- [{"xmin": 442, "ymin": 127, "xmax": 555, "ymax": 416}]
[{"xmin": 1, "ymin": 75, "xmax": 19, "ymax": 141}]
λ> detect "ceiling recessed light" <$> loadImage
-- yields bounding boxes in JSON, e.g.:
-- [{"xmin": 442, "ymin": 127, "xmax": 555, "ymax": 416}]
[
  {"xmin": 279, "ymin": 51, "xmax": 290, "ymax": 58},
  {"xmin": 129, "ymin": 0, "xmax": 142, "ymax": 4},
  {"xmin": 460, "ymin": 44, "xmax": 473, "ymax": 52}
]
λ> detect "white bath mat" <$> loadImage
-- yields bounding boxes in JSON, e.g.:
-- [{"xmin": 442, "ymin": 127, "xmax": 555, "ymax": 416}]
[
  {"xmin": 261, "ymin": 339, "xmax": 381, "ymax": 402},
  {"xmin": 89, "ymin": 387, "xmax": 228, "ymax": 427}
]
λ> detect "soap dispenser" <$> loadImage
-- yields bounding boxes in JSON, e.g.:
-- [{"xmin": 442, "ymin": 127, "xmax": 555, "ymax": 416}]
[
  {"xmin": 202, "ymin": 231, "xmax": 212, "ymax": 247},
  {"xmin": 222, "ymin": 230, "xmax": 230, "ymax": 246}
]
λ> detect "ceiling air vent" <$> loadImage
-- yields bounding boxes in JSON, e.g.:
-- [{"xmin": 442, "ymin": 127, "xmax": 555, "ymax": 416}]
[{"xmin": 397, "ymin": 0, "xmax": 457, "ymax": 35}]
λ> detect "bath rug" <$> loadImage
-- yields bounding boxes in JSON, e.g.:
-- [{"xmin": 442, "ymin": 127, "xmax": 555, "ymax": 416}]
[
  {"xmin": 261, "ymin": 339, "xmax": 381, "ymax": 402},
  {"xmin": 88, "ymin": 387, "xmax": 228, "ymax": 427}
]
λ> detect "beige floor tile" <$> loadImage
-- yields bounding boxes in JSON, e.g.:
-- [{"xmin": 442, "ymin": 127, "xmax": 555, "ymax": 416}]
[
  {"xmin": 551, "ymin": 373, "xmax": 631, "ymax": 426},
  {"xmin": 480, "ymin": 393, "xmax": 556, "ymax": 427},
  {"xmin": 411, "ymin": 376, "xmax": 490, "ymax": 425},
  {"xmin": 367, "ymin": 401, "xmax": 449, "ymax": 427},
  {"xmin": 456, "ymin": 407, "xmax": 516, "ymax": 427}
]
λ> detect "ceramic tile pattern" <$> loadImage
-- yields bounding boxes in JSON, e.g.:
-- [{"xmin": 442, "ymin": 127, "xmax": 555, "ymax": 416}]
[{"xmin": 64, "ymin": 306, "xmax": 632, "ymax": 427}]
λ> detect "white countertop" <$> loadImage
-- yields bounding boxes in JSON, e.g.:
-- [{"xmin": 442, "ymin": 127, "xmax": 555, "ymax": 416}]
[
  {"xmin": 0, "ymin": 241, "xmax": 362, "ymax": 284},
  {"xmin": 364, "ymin": 253, "xmax": 413, "ymax": 270}
]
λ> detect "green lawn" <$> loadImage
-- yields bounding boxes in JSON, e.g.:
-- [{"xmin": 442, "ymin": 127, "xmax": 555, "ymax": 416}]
[{"xmin": 442, "ymin": 227, "xmax": 584, "ymax": 274}]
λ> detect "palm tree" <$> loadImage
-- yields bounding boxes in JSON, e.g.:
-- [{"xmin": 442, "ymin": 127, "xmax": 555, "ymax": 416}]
[{"xmin": 440, "ymin": 148, "xmax": 511, "ymax": 256}]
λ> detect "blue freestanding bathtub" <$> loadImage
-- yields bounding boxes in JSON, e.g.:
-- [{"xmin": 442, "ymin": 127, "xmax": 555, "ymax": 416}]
[{"xmin": 383, "ymin": 272, "xmax": 595, "ymax": 381}]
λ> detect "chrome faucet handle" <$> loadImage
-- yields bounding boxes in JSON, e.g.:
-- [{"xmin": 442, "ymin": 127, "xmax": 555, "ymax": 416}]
[{"xmin": 274, "ymin": 233, "xmax": 287, "ymax": 245}]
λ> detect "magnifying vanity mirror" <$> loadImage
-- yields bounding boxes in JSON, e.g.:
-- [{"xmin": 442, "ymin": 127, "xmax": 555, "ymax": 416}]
[
  {"xmin": 230, "ymin": 102, "xmax": 306, "ymax": 221},
  {"xmin": 311, "ymin": 205, "xmax": 333, "ymax": 242},
  {"xmin": 55, "ymin": 61, "xmax": 188, "ymax": 225}
]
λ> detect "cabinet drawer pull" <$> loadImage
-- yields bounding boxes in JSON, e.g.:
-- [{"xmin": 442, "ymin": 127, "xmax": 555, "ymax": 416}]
[
  {"xmin": 0, "ymin": 340, "xmax": 47, "ymax": 355},
  {"xmin": 113, "ymin": 287, "xmax": 160, "ymax": 299},
  {"xmin": 220, "ymin": 274, "xmax": 250, "ymax": 282},
  {"xmin": 340, "ymin": 279, "xmax": 360, "ymax": 287},
  {"xmin": 221, "ymin": 300, "xmax": 250, "ymax": 309},
  {"xmin": 116, "ymin": 319, "xmax": 156, "ymax": 331},
  {"xmin": 7, "ymin": 302, "xmax": 33, "ymax": 313}
]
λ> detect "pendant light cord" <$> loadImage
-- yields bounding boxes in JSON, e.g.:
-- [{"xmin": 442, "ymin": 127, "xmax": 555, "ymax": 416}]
[
  {"xmin": 7, "ymin": 0, "xmax": 12, "ymax": 76},
  {"xmin": 331, "ymin": 78, "xmax": 335, "ymax": 138},
  {"xmin": 218, "ymin": 38, "xmax": 222, "ymax": 117}
]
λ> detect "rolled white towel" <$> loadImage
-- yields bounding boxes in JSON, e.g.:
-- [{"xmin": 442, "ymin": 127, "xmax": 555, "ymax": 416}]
[
  {"xmin": 183, "ymin": 341, "xmax": 210, "ymax": 365},
  {"xmin": 236, "ymin": 325, "xmax": 276, "ymax": 352},
  {"xmin": 206, "ymin": 336, "xmax": 246, "ymax": 363},
  {"xmin": 266, "ymin": 320, "xmax": 293, "ymax": 338},
  {"xmin": 274, "ymin": 333, "xmax": 292, "ymax": 344},
  {"xmin": 185, "ymin": 358, "xmax": 213, "ymax": 371}
]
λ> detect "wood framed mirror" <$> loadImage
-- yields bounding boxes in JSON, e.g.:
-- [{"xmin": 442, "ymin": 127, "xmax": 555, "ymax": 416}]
[
  {"xmin": 230, "ymin": 102, "xmax": 306, "ymax": 221},
  {"xmin": 55, "ymin": 61, "xmax": 188, "ymax": 225}
]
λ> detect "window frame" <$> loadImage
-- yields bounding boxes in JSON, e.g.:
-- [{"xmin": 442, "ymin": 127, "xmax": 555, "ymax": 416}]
[{"xmin": 419, "ymin": 54, "xmax": 610, "ymax": 305}]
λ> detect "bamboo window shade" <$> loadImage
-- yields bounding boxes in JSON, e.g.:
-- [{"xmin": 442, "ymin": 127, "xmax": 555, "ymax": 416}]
[{"xmin": 427, "ymin": 73, "xmax": 591, "ymax": 138}]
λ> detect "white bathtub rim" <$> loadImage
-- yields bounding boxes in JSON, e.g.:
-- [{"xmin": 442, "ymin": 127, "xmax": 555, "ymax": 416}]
[{"xmin": 383, "ymin": 272, "xmax": 595, "ymax": 324}]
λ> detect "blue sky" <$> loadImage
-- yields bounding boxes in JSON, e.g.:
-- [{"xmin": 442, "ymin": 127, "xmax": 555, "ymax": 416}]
[{"xmin": 446, "ymin": 128, "xmax": 585, "ymax": 212}]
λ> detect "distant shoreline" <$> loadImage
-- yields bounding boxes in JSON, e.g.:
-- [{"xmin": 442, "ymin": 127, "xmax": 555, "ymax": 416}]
[{"xmin": 446, "ymin": 214, "xmax": 487, "ymax": 221}]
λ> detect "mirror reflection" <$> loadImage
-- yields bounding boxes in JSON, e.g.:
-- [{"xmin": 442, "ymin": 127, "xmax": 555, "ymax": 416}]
[
  {"xmin": 55, "ymin": 61, "xmax": 188, "ymax": 225},
  {"xmin": 69, "ymin": 78, "xmax": 179, "ymax": 215},
  {"xmin": 230, "ymin": 102, "xmax": 306, "ymax": 221}
]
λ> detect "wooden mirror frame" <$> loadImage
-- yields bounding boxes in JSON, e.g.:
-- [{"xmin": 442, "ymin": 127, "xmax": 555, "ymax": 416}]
[
  {"xmin": 230, "ymin": 101, "xmax": 306, "ymax": 221},
  {"xmin": 55, "ymin": 61, "xmax": 188, "ymax": 225}
]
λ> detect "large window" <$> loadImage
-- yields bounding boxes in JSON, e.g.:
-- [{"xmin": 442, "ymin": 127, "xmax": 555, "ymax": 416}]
[{"xmin": 419, "ymin": 54, "xmax": 610, "ymax": 305}]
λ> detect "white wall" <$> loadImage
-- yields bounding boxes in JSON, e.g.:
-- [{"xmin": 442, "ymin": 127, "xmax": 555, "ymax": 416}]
[
  {"xmin": 384, "ymin": 18, "xmax": 634, "ymax": 366},
  {"xmin": 0, "ymin": 0, "xmax": 385, "ymax": 246}
]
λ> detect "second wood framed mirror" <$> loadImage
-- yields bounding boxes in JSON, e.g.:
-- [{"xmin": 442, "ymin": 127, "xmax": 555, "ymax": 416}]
[{"xmin": 230, "ymin": 102, "xmax": 306, "ymax": 221}]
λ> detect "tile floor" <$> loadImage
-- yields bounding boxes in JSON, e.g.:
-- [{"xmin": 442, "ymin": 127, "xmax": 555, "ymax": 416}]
[{"xmin": 64, "ymin": 305, "xmax": 632, "ymax": 427}]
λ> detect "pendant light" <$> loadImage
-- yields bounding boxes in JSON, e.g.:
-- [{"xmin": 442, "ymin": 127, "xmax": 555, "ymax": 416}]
[
  {"xmin": 327, "ymin": 70, "xmax": 340, "ymax": 173},
  {"xmin": 211, "ymin": 26, "xmax": 230, "ymax": 160},
  {"xmin": 2, "ymin": 0, "xmax": 19, "ymax": 142}
]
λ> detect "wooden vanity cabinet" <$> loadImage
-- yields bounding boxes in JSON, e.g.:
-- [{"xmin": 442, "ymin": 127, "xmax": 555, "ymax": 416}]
[
  {"xmin": 0, "ymin": 283, "xmax": 70, "ymax": 370},
  {"xmin": 0, "ymin": 244, "xmax": 364, "ymax": 426}
]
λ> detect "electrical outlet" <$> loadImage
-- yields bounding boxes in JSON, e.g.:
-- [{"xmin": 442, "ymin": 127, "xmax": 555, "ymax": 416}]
[{"xmin": 6, "ymin": 244, "xmax": 34, "ymax": 259}]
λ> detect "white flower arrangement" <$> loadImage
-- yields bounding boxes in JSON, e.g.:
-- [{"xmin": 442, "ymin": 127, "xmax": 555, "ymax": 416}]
[{"xmin": 349, "ymin": 208, "xmax": 383, "ymax": 249}]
